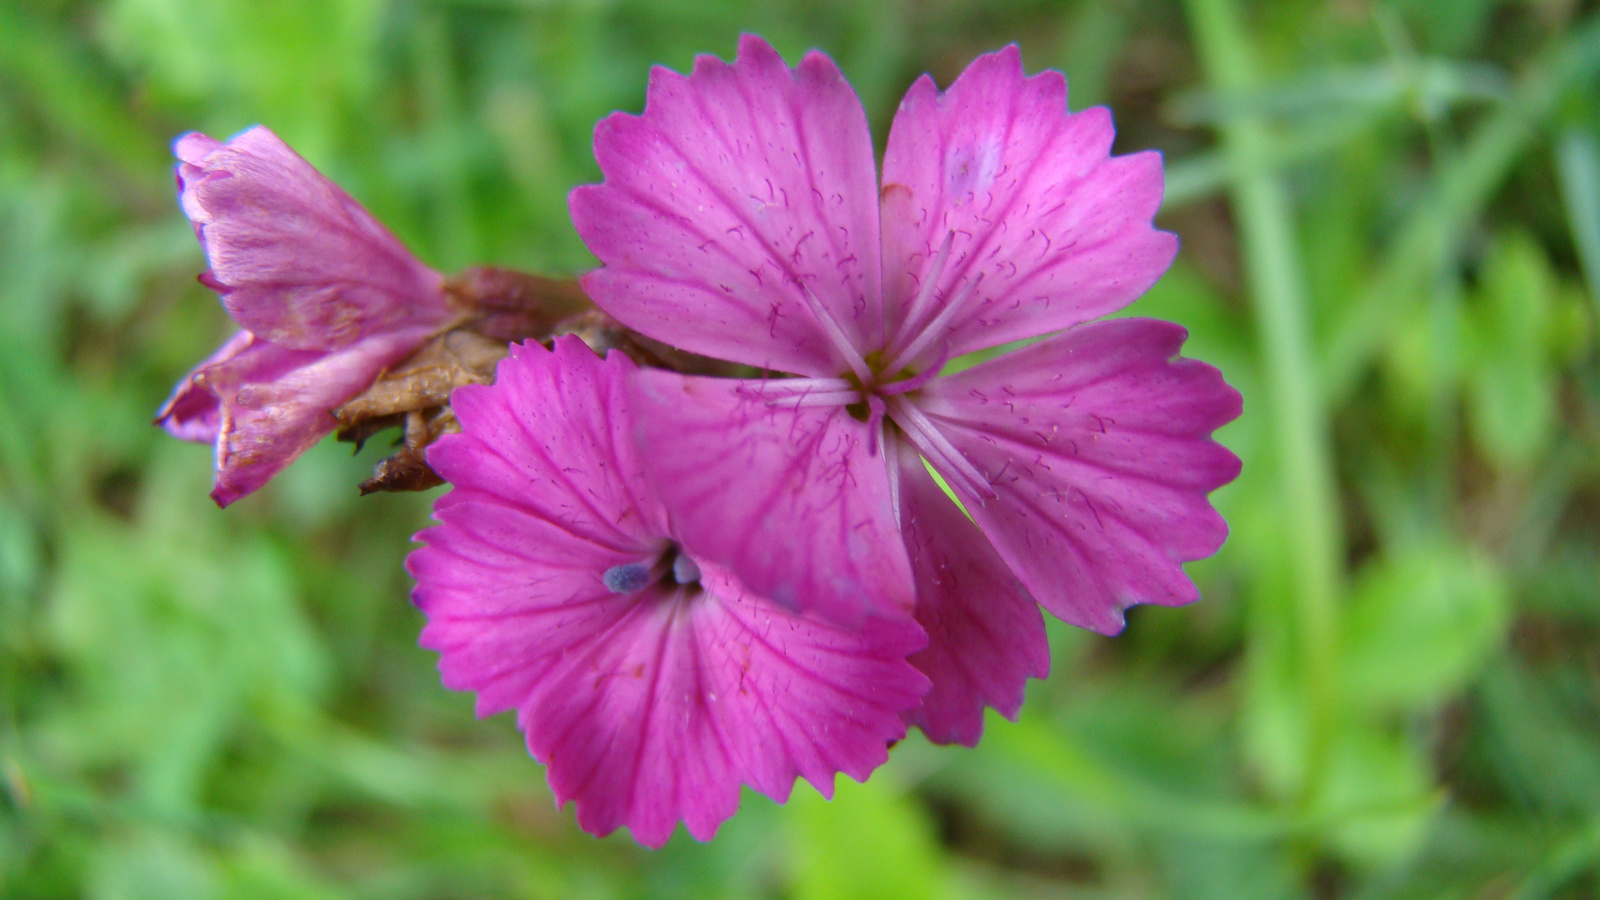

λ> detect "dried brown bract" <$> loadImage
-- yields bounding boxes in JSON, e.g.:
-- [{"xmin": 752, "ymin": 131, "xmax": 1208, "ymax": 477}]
[{"xmin": 337, "ymin": 269, "xmax": 738, "ymax": 493}]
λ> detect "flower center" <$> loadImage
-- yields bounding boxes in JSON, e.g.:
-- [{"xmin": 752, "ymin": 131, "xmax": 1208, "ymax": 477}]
[
  {"xmin": 838, "ymin": 346, "xmax": 952, "ymax": 423},
  {"xmin": 783, "ymin": 229, "xmax": 981, "ymax": 412},
  {"xmin": 602, "ymin": 543, "xmax": 703, "ymax": 598},
  {"xmin": 759, "ymin": 233, "xmax": 997, "ymax": 503}
]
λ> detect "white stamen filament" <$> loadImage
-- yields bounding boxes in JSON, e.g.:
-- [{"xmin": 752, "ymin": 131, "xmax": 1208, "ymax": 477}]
[
  {"xmin": 887, "ymin": 231, "xmax": 955, "ymax": 357},
  {"xmin": 886, "ymin": 396, "xmax": 996, "ymax": 501},
  {"xmin": 881, "ymin": 271, "xmax": 985, "ymax": 376},
  {"xmin": 878, "ymin": 341, "xmax": 952, "ymax": 397},
  {"xmin": 883, "ymin": 427, "xmax": 902, "ymax": 529},
  {"xmin": 864, "ymin": 394, "xmax": 887, "ymax": 456},
  {"xmin": 796, "ymin": 280, "xmax": 873, "ymax": 384},
  {"xmin": 780, "ymin": 390, "xmax": 864, "ymax": 408},
  {"xmin": 752, "ymin": 376, "xmax": 856, "ymax": 397}
]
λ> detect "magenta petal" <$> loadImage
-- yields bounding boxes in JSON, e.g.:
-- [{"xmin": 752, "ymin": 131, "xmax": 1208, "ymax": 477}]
[
  {"xmin": 572, "ymin": 34, "xmax": 883, "ymax": 376},
  {"xmin": 410, "ymin": 507, "xmax": 638, "ymax": 717},
  {"xmin": 177, "ymin": 126, "xmax": 449, "ymax": 350},
  {"xmin": 878, "ymin": 46, "xmax": 1177, "ymax": 364},
  {"xmin": 514, "ymin": 594, "xmax": 742, "ymax": 847},
  {"xmin": 204, "ymin": 327, "xmax": 431, "ymax": 506},
  {"xmin": 436, "ymin": 340, "xmax": 668, "ymax": 548},
  {"xmin": 414, "ymin": 338, "xmax": 675, "ymax": 720},
  {"xmin": 690, "ymin": 564, "xmax": 928, "ymax": 803},
  {"xmin": 413, "ymin": 555, "xmax": 730, "ymax": 847},
  {"xmin": 917, "ymin": 319, "xmax": 1242, "ymax": 634},
  {"xmin": 155, "ymin": 329, "xmax": 253, "ymax": 444},
  {"xmin": 895, "ymin": 441, "xmax": 1048, "ymax": 746},
  {"xmin": 537, "ymin": 567, "xmax": 926, "ymax": 845},
  {"xmin": 628, "ymin": 368, "xmax": 915, "ymax": 624},
  {"xmin": 411, "ymin": 338, "xmax": 925, "ymax": 847},
  {"xmin": 414, "ymin": 563, "xmax": 925, "ymax": 847}
]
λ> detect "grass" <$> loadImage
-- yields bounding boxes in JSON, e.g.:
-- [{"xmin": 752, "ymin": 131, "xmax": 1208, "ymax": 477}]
[{"xmin": 2, "ymin": 1, "xmax": 1599, "ymax": 897}]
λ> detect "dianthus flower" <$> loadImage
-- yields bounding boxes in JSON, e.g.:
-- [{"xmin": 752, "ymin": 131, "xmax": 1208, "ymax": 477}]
[
  {"xmin": 571, "ymin": 37, "xmax": 1242, "ymax": 743},
  {"xmin": 156, "ymin": 127, "xmax": 453, "ymax": 506},
  {"xmin": 408, "ymin": 336, "xmax": 930, "ymax": 846}
]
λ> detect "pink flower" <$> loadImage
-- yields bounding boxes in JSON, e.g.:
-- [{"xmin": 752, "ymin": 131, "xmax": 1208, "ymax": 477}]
[
  {"xmin": 156, "ymin": 127, "xmax": 452, "ymax": 506},
  {"xmin": 408, "ymin": 336, "xmax": 930, "ymax": 847},
  {"xmin": 571, "ymin": 37, "xmax": 1241, "ymax": 744}
]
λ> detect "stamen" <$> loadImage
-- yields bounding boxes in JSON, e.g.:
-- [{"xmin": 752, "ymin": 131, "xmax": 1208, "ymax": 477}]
[
  {"xmin": 671, "ymin": 554, "xmax": 702, "ymax": 586},
  {"xmin": 864, "ymin": 395, "xmax": 886, "ymax": 456},
  {"xmin": 883, "ymin": 427, "xmax": 902, "ymax": 529},
  {"xmin": 877, "ymin": 341, "xmax": 954, "ymax": 397},
  {"xmin": 603, "ymin": 562, "xmax": 651, "ymax": 594},
  {"xmin": 777, "ymin": 390, "xmax": 865, "ymax": 408},
  {"xmin": 882, "ymin": 271, "xmax": 984, "ymax": 376},
  {"xmin": 887, "ymin": 231, "xmax": 954, "ymax": 357},
  {"xmin": 796, "ymin": 279, "xmax": 873, "ymax": 384},
  {"xmin": 886, "ymin": 396, "xmax": 996, "ymax": 501},
  {"xmin": 748, "ymin": 376, "xmax": 856, "ymax": 398}
]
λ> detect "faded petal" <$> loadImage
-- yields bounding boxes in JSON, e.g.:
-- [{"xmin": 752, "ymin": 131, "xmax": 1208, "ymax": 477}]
[
  {"xmin": 917, "ymin": 319, "xmax": 1242, "ymax": 634},
  {"xmin": 177, "ymin": 127, "xmax": 449, "ymax": 350},
  {"xmin": 155, "ymin": 329, "xmax": 253, "ymax": 444},
  {"xmin": 204, "ymin": 327, "xmax": 432, "ymax": 506},
  {"xmin": 895, "ymin": 440, "xmax": 1048, "ymax": 746},
  {"xmin": 879, "ymin": 46, "xmax": 1177, "ymax": 366},
  {"xmin": 411, "ymin": 337, "xmax": 926, "ymax": 847},
  {"xmin": 572, "ymin": 34, "xmax": 882, "ymax": 376},
  {"xmin": 628, "ymin": 369, "xmax": 914, "ymax": 624}
]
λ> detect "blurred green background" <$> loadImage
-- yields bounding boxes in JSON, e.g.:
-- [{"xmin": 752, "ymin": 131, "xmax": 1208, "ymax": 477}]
[{"xmin": 3, "ymin": 0, "xmax": 1600, "ymax": 896}]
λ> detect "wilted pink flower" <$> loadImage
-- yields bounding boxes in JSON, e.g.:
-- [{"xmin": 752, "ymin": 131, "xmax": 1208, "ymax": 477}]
[
  {"xmin": 408, "ymin": 336, "xmax": 930, "ymax": 847},
  {"xmin": 571, "ymin": 37, "xmax": 1241, "ymax": 744},
  {"xmin": 156, "ymin": 126, "xmax": 452, "ymax": 506}
]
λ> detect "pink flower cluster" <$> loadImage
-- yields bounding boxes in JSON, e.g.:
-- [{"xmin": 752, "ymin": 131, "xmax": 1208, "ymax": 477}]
[{"xmin": 158, "ymin": 37, "xmax": 1240, "ymax": 847}]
